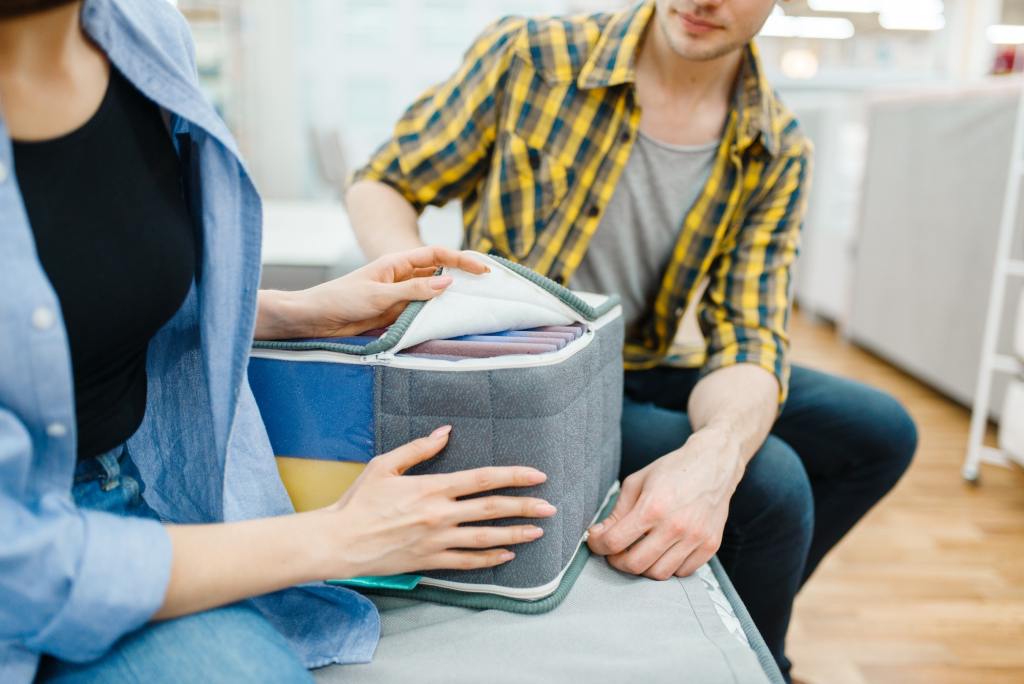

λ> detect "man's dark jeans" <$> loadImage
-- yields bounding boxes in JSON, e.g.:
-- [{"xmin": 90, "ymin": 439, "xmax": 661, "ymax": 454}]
[{"xmin": 621, "ymin": 364, "xmax": 917, "ymax": 682}]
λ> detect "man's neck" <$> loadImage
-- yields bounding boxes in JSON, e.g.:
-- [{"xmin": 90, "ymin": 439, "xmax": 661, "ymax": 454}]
[
  {"xmin": 0, "ymin": 2, "xmax": 88, "ymax": 79},
  {"xmin": 636, "ymin": 17, "xmax": 743, "ymax": 108},
  {"xmin": 632, "ymin": 19, "xmax": 744, "ymax": 146}
]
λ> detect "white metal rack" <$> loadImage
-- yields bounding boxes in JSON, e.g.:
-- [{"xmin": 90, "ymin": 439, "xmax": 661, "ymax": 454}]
[{"xmin": 962, "ymin": 85, "xmax": 1024, "ymax": 483}]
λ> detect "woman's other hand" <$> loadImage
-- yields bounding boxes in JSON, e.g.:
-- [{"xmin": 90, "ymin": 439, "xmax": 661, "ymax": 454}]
[
  {"xmin": 254, "ymin": 246, "xmax": 489, "ymax": 340},
  {"xmin": 311, "ymin": 425, "xmax": 556, "ymax": 579}
]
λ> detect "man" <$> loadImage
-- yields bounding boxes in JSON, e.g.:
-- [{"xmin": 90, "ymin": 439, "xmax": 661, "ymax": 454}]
[{"xmin": 347, "ymin": 0, "xmax": 917, "ymax": 679}]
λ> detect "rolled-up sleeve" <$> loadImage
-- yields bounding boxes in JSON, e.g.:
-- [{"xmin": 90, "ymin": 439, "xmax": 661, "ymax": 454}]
[
  {"xmin": 697, "ymin": 142, "xmax": 813, "ymax": 407},
  {"xmin": 0, "ymin": 409, "xmax": 172, "ymax": 663}
]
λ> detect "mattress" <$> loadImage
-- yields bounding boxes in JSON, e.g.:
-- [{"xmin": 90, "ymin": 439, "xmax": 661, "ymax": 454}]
[
  {"xmin": 248, "ymin": 254, "xmax": 624, "ymax": 608},
  {"xmin": 315, "ymin": 555, "xmax": 784, "ymax": 684}
]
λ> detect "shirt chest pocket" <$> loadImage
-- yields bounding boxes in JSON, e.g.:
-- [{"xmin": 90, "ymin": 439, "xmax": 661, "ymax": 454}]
[{"xmin": 484, "ymin": 131, "xmax": 571, "ymax": 260}]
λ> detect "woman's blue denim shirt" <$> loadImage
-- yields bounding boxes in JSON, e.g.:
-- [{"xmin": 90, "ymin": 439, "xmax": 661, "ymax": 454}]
[{"xmin": 0, "ymin": 1, "xmax": 379, "ymax": 680}]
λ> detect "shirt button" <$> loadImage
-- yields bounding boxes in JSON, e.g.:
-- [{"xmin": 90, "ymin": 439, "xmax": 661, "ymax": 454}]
[
  {"xmin": 0, "ymin": 160, "xmax": 8, "ymax": 183},
  {"xmin": 31, "ymin": 306, "xmax": 56, "ymax": 330},
  {"xmin": 46, "ymin": 422, "xmax": 68, "ymax": 438},
  {"xmin": 587, "ymin": 205, "xmax": 600, "ymax": 218},
  {"xmin": 620, "ymin": 131, "xmax": 630, "ymax": 143}
]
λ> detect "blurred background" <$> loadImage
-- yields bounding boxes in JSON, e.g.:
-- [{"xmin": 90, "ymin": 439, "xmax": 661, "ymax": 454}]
[
  {"xmin": 173, "ymin": 2, "xmax": 1024, "ymax": 682},
  {"xmin": 174, "ymin": 0, "xmax": 1024, "ymax": 435}
]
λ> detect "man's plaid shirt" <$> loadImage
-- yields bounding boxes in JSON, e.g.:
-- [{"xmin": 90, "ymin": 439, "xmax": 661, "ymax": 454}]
[{"xmin": 353, "ymin": 1, "xmax": 813, "ymax": 404}]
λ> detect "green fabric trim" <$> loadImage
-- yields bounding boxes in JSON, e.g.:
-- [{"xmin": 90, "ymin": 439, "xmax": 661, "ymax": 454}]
[
  {"xmin": 357, "ymin": 540, "xmax": 592, "ymax": 615},
  {"xmin": 330, "ymin": 573, "xmax": 422, "ymax": 591},
  {"xmin": 251, "ymin": 257, "xmax": 619, "ymax": 356},
  {"xmin": 487, "ymin": 255, "xmax": 621, "ymax": 320},
  {"xmin": 252, "ymin": 300, "xmax": 427, "ymax": 355},
  {"xmin": 337, "ymin": 493, "xmax": 619, "ymax": 614}
]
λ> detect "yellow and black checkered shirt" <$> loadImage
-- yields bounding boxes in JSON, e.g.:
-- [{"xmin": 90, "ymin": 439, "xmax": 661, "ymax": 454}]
[{"xmin": 353, "ymin": 0, "xmax": 812, "ymax": 404}]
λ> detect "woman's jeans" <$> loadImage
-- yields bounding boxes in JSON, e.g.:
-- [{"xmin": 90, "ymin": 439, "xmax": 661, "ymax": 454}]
[
  {"xmin": 621, "ymin": 364, "xmax": 917, "ymax": 683},
  {"xmin": 34, "ymin": 445, "xmax": 312, "ymax": 684}
]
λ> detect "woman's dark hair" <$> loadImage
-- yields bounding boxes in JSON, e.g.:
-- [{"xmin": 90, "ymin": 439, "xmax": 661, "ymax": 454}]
[{"xmin": 0, "ymin": 0, "xmax": 79, "ymax": 19}]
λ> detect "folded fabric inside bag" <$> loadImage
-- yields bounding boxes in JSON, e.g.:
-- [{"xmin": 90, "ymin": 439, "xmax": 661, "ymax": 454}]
[{"xmin": 248, "ymin": 254, "xmax": 624, "ymax": 611}]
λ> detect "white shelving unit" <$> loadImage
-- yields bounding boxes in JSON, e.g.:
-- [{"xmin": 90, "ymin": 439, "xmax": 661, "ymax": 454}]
[{"xmin": 962, "ymin": 86, "xmax": 1024, "ymax": 483}]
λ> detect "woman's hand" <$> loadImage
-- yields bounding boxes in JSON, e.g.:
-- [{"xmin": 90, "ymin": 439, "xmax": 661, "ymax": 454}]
[
  {"xmin": 156, "ymin": 426, "xmax": 552, "ymax": 620},
  {"xmin": 254, "ymin": 246, "xmax": 490, "ymax": 340},
  {"xmin": 310, "ymin": 425, "xmax": 557, "ymax": 579}
]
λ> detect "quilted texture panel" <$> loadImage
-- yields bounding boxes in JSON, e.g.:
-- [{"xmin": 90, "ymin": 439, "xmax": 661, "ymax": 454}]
[{"xmin": 374, "ymin": 315, "xmax": 624, "ymax": 590}]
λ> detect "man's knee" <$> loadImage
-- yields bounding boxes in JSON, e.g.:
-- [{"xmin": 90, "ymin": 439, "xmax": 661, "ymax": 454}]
[
  {"xmin": 866, "ymin": 389, "xmax": 918, "ymax": 483},
  {"xmin": 733, "ymin": 437, "xmax": 814, "ymax": 543},
  {"xmin": 785, "ymin": 366, "xmax": 918, "ymax": 486},
  {"xmin": 835, "ymin": 383, "xmax": 918, "ymax": 489}
]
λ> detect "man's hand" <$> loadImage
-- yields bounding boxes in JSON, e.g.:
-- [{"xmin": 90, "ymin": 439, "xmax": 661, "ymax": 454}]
[
  {"xmin": 587, "ymin": 426, "xmax": 745, "ymax": 580},
  {"xmin": 254, "ymin": 246, "xmax": 489, "ymax": 340}
]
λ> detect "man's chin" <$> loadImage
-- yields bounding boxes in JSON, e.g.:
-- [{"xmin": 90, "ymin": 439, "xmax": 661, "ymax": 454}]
[
  {"xmin": 667, "ymin": 37, "xmax": 743, "ymax": 62},
  {"xmin": 660, "ymin": 20, "xmax": 744, "ymax": 62}
]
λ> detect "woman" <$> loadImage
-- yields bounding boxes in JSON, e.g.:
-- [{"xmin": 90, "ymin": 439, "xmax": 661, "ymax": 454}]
[{"xmin": 0, "ymin": 1, "xmax": 555, "ymax": 681}]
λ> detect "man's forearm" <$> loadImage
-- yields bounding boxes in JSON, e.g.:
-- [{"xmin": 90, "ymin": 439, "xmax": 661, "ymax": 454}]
[
  {"xmin": 687, "ymin": 363, "xmax": 780, "ymax": 473},
  {"xmin": 347, "ymin": 180, "xmax": 424, "ymax": 259},
  {"xmin": 585, "ymin": 362, "xmax": 781, "ymax": 575}
]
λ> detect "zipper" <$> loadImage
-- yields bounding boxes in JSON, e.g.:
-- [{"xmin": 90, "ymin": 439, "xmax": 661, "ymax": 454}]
[
  {"xmin": 252, "ymin": 327, "xmax": 599, "ymax": 372},
  {"xmin": 249, "ymin": 303, "xmax": 621, "ymax": 372}
]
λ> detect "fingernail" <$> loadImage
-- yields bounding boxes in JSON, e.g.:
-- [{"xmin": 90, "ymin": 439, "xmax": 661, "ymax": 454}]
[
  {"xmin": 430, "ymin": 425, "xmax": 452, "ymax": 439},
  {"xmin": 500, "ymin": 551, "xmax": 515, "ymax": 562},
  {"xmin": 429, "ymin": 275, "xmax": 453, "ymax": 290},
  {"xmin": 528, "ymin": 470, "xmax": 548, "ymax": 484},
  {"xmin": 534, "ymin": 502, "xmax": 557, "ymax": 516},
  {"xmin": 526, "ymin": 526, "xmax": 544, "ymax": 539},
  {"xmin": 590, "ymin": 522, "xmax": 604, "ymax": 534}
]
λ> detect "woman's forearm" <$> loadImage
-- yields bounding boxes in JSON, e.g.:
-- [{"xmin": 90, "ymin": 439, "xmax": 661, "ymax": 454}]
[
  {"xmin": 254, "ymin": 289, "xmax": 318, "ymax": 340},
  {"xmin": 154, "ymin": 511, "xmax": 336, "ymax": 621},
  {"xmin": 153, "ymin": 430, "xmax": 555, "ymax": 621}
]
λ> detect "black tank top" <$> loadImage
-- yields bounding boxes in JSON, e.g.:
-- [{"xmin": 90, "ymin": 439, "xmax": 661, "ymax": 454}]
[{"xmin": 12, "ymin": 66, "xmax": 197, "ymax": 459}]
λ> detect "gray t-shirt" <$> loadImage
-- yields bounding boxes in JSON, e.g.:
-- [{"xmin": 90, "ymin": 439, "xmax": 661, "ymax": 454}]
[{"xmin": 569, "ymin": 131, "xmax": 718, "ymax": 336}]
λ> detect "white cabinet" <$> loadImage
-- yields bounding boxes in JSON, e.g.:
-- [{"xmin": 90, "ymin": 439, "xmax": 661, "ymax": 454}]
[{"xmin": 847, "ymin": 81, "xmax": 1023, "ymax": 414}]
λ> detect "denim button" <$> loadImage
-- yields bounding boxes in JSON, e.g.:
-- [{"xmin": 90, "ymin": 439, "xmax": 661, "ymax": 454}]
[
  {"xmin": 46, "ymin": 422, "xmax": 68, "ymax": 438},
  {"xmin": 32, "ymin": 306, "xmax": 55, "ymax": 330}
]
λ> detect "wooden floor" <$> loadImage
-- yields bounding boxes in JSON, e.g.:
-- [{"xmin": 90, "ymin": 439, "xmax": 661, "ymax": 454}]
[{"xmin": 786, "ymin": 312, "xmax": 1024, "ymax": 684}]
